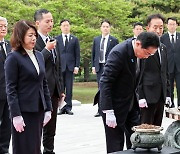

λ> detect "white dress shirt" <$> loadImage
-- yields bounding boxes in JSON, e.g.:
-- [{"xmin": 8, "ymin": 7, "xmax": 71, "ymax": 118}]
[
  {"xmin": 168, "ymin": 31, "xmax": 176, "ymax": 43},
  {"xmin": 99, "ymin": 34, "xmax": 109, "ymax": 63},
  {"xmin": 25, "ymin": 49, "xmax": 40, "ymax": 75}
]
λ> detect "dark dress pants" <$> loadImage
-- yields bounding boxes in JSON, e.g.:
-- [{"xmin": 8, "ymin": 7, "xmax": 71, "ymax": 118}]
[
  {"xmin": 12, "ymin": 109, "xmax": 44, "ymax": 154},
  {"xmin": 0, "ymin": 100, "xmax": 11, "ymax": 154},
  {"xmin": 43, "ymin": 94, "xmax": 58, "ymax": 153},
  {"xmin": 62, "ymin": 68, "xmax": 74, "ymax": 111},
  {"xmin": 102, "ymin": 106, "xmax": 140, "ymax": 153},
  {"xmin": 170, "ymin": 67, "xmax": 180, "ymax": 107},
  {"xmin": 140, "ymin": 99, "xmax": 164, "ymax": 126}
]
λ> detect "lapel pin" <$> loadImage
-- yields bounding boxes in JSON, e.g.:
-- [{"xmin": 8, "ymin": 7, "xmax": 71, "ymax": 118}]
[{"xmin": 131, "ymin": 59, "xmax": 134, "ymax": 62}]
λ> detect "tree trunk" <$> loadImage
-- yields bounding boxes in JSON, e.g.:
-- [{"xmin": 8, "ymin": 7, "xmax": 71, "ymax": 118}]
[{"xmin": 83, "ymin": 58, "xmax": 89, "ymax": 82}]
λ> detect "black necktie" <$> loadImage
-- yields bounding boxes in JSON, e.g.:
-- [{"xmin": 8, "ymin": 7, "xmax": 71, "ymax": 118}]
[
  {"xmin": 65, "ymin": 35, "xmax": 68, "ymax": 50},
  {"xmin": 100, "ymin": 38, "xmax": 105, "ymax": 62},
  {"xmin": 171, "ymin": 34, "xmax": 175, "ymax": 46},
  {"xmin": 0, "ymin": 42, "xmax": 6, "ymax": 59}
]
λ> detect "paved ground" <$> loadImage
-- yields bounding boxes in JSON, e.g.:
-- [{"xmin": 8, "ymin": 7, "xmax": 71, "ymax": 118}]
[
  {"xmin": 54, "ymin": 103, "xmax": 176, "ymax": 154},
  {"xmin": 9, "ymin": 103, "xmax": 176, "ymax": 154}
]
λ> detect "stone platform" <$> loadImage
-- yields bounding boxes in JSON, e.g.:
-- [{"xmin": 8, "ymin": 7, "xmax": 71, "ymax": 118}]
[{"xmin": 114, "ymin": 146, "xmax": 180, "ymax": 154}]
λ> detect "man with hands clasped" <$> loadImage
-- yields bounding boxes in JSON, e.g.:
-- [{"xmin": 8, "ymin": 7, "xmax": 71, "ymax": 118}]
[{"xmin": 100, "ymin": 32, "xmax": 160, "ymax": 153}]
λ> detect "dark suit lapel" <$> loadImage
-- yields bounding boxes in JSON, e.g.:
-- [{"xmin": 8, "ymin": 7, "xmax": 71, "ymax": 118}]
[
  {"xmin": 106, "ymin": 36, "xmax": 112, "ymax": 57},
  {"xmin": 34, "ymin": 51, "xmax": 42, "ymax": 76},
  {"xmin": 66, "ymin": 35, "xmax": 74, "ymax": 51},
  {"xmin": 97, "ymin": 36, "xmax": 101, "ymax": 57},
  {"xmin": 5, "ymin": 40, "xmax": 11, "ymax": 54},
  {"xmin": 37, "ymin": 35, "xmax": 46, "ymax": 49}
]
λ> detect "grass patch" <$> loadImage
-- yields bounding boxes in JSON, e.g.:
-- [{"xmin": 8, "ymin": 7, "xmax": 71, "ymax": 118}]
[{"xmin": 73, "ymin": 82, "xmax": 98, "ymax": 104}]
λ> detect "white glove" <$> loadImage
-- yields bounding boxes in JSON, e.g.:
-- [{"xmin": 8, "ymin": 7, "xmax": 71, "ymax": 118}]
[
  {"xmin": 139, "ymin": 99, "xmax": 148, "ymax": 108},
  {"xmin": 43, "ymin": 111, "xmax": 51, "ymax": 127},
  {"xmin": 104, "ymin": 110, "xmax": 117, "ymax": 128},
  {"xmin": 165, "ymin": 97, "xmax": 172, "ymax": 107},
  {"xmin": 13, "ymin": 116, "xmax": 26, "ymax": 133}
]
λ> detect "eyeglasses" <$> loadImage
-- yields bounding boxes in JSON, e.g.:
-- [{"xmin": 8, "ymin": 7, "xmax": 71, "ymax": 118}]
[{"xmin": 143, "ymin": 49, "xmax": 155, "ymax": 56}]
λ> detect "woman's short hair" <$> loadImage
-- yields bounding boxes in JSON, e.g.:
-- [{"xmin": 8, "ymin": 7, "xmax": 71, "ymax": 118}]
[{"xmin": 10, "ymin": 20, "xmax": 38, "ymax": 51}]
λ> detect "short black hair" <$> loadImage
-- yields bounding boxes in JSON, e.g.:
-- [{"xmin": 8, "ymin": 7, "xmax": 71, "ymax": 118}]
[
  {"xmin": 167, "ymin": 17, "xmax": 178, "ymax": 24},
  {"xmin": 146, "ymin": 13, "xmax": 165, "ymax": 26},
  {"xmin": 137, "ymin": 32, "xmax": 160, "ymax": 49},
  {"xmin": 133, "ymin": 22, "xmax": 143, "ymax": 28},
  {"xmin": 60, "ymin": 19, "xmax": 71, "ymax": 25},
  {"xmin": 101, "ymin": 19, "xmax": 111, "ymax": 26},
  {"xmin": 34, "ymin": 9, "xmax": 49, "ymax": 21}
]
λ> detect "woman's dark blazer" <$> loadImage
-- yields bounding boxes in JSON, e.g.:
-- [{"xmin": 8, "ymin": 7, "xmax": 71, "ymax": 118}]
[{"xmin": 5, "ymin": 49, "xmax": 52, "ymax": 118}]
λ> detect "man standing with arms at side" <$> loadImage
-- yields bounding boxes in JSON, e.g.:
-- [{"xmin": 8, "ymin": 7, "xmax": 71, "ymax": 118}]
[
  {"xmin": 138, "ymin": 14, "xmax": 171, "ymax": 126},
  {"xmin": 56, "ymin": 19, "xmax": 80, "ymax": 115},
  {"xmin": 100, "ymin": 32, "xmax": 160, "ymax": 153},
  {"xmin": 92, "ymin": 20, "xmax": 119, "ymax": 117},
  {"xmin": 161, "ymin": 17, "xmax": 180, "ymax": 107},
  {"xmin": 34, "ymin": 9, "xmax": 64, "ymax": 154},
  {"xmin": 0, "ymin": 16, "xmax": 11, "ymax": 154}
]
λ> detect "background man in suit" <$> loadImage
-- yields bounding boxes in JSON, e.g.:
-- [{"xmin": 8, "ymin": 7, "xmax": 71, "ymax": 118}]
[
  {"xmin": 0, "ymin": 16, "xmax": 11, "ymax": 154},
  {"xmin": 100, "ymin": 32, "xmax": 160, "ymax": 153},
  {"xmin": 138, "ymin": 14, "xmax": 171, "ymax": 126},
  {"xmin": 161, "ymin": 17, "xmax": 180, "ymax": 107},
  {"xmin": 133, "ymin": 22, "xmax": 144, "ymax": 38},
  {"xmin": 56, "ymin": 19, "xmax": 80, "ymax": 115},
  {"xmin": 92, "ymin": 20, "xmax": 119, "ymax": 117},
  {"xmin": 34, "ymin": 9, "xmax": 64, "ymax": 154}
]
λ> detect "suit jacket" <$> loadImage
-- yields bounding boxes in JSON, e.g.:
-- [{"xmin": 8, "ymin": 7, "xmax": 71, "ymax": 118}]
[
  {"xmin": 35, "ymin": 35, "xmax": 64, "ymax": 97},
  {"xmin": 161, "ymin": 32, "xmax": 180, "ymax": 73},
  {"xmin": 56, "ymin": 34, "xmax": 80, "ymax": 72},
  {"xmin": 138, "ymin": 43, "xmax": 171, "ymax": 104},
  {"xmin": 91, "ymin": 35, "xmax": 119, "ymax": 72},
  {"xmin": 5, "ymin": 50, "xmax": 52, "ymax": 117},
  {"xmin": 0, "ymin": 40, "xmax": 11, "ymax": 101},
  {"xmin": 100, "ymin": 39, "xmax": 138, "ymax": 124}
]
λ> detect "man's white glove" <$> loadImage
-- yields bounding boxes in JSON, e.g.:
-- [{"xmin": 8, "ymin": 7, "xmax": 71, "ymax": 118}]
[
  {"xmin": 43, "ymin": 111, "xmax": 51, "ymax": 127},
  {"xmin": 139, "ymin": 99, "xmax": 148, "ymax": 108},
  {"xmin": 165, "ymin": 97, "xmax": 172, "ymax": 107},
  {"xmin": 13, "ymin": 116, "xmax": 26, "ymax": 133},
  {"xmin": 104, "ymin": 110, "xmax": 117, "ymax": 128}
]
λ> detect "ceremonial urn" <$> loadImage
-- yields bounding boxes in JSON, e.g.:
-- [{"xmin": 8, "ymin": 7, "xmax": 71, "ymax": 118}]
[{"xmin": 130, "ymin": 124, "xmax": 164, "ymax": 152}]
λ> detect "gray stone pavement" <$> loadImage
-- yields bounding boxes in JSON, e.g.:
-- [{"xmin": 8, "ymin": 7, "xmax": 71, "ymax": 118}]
[
  {"xmin": 54, "ymin": 103, "xmax": 176, "ymax": 154},
  {"xmin": 9, "ymin": 102, "xmax": 176, "ymax": 154}
]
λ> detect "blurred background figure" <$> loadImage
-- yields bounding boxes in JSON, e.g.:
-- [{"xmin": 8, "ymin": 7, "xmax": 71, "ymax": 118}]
[
  {"xmin": 56, "ymin": 19, "xmax": 80, "ymax": 115},
  {"xmin": 0, "ymin": 16, "xmax": 11, "ymax": 154},
  {"xmin": 92, "ymin": 20, "xmax": 119, "ymax": 117},
  {"xmin": 133, "ymin": 22, "xmax": 144, "ymax": 38},
  {"xmin": 161, "ymin": 17, "xmax": 180, "ymax": 108}
]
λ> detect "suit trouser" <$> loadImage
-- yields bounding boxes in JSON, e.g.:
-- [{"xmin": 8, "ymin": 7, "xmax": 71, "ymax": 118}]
[
  {"xmin": 62, "ymin": 68, "xmax": 74, "ymax": 111},
  {"xmin": 170, "ymin": 68, "xmax": 180, "ymax": 107},
  {"xmin": 102, "ymin": 107, "xmax": 140, "ymax": 153},
  {"xmin": 140, "ymin": 100, "xmax": 164, "ymax": 126},
  {"xmin": 43, "ymin": 95, "xmax": 58, "ymax": 153},
  {"xmin": 96, "ymin": 64, "xmax": 104, "ymax": 113},
  {"xmin": 0, "ymin": 100, "xmax": 11, "ymax": 154},
  {"xmin": 12, "ymin": 110, "xmax": 44, "ymax": 154}
]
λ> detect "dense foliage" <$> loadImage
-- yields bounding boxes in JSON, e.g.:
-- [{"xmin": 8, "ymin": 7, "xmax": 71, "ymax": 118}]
[{"xmin": 1, "ymin": 0, "xmax": 179, "ymax": 81}]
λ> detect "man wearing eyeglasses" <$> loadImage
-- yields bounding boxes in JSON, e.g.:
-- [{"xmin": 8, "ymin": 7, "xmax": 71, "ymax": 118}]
[
  {"xmin": 0, "ymin": 16, "xmax": 11, "ymax": 154},
  {"xmin": 138, "ymin": 14, "xmax": 171, "ymax": 126},
  {"xmin": 100, "ymin": 32, "xmax": 160, "ymax": 153},
  {"xmin": 161, "ymin": 17, "xmax": 180, "ymax": 108}
]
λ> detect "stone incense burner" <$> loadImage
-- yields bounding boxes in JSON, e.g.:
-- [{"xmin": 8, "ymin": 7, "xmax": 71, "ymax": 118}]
[{"xmin": 130, "ymin": 124, "xmax": 164, "ymax": 152}]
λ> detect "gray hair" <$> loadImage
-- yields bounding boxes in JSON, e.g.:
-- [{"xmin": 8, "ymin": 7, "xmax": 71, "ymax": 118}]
[{"xmin": 0, "ymin": 16, "xmax": 8, "ymax": 25}]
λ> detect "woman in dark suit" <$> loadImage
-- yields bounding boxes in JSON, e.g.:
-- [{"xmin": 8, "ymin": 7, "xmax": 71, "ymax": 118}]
[{"xmin": 5, "ymin": 20, "xmax": 52, "ymax": 154}]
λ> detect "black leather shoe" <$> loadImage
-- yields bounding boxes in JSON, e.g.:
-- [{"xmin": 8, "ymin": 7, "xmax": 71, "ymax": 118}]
[
  {"xmin": 94, "ymin": 112, "xmax": 101, "ymax": 117},
  {"xmin": 66, "ymin": 110, "xmax": 74, "ymax": 115},
  {"xmin": 57, "ymin": 109, "xmax": 65, "ymax": 115}
]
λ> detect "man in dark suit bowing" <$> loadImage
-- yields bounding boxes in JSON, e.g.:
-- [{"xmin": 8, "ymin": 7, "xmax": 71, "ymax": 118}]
[
  {"xmin": 56, "ymin": 19, "xmax": 80, "ymax": 115},
  {"xmin": 92, "ymin": 20, "xmax": 119, "ymax": 117},
  {"xmin": 100, "ymin": 32, "xmax": 160, "ymax": 153},
  {"xmin": 161, "ymin": 17, "xmax": 180, "ymax": 107},
  {"xmin": 138, "ymin": 14, "xmax": 171, "ymax": 126},
  {"xmin": 0, "ymin": 16, "xmax": 11, "ymax": 154},
  {"xmin": 34, "ymin": 9, "xmax": 64, "ymax": 154}
]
